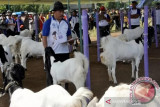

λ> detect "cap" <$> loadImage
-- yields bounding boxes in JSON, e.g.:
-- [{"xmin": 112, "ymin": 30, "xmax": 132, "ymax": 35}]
[
  {"xmin": 132, "ymin": 1, "xmax": 138, "ymax": 4},
  {"xmin": 52, "ymin": 1, "xmax": 64, "ymax": 11},
  {"xmin": 12, "ymin": 13, "xmax": 16, "ymax": 16},
  {"xmin": 100, "ymin": 6, "xmax": 105, "ymax": 11},
  {"xmin": 7, "ymin": 10, "xmax": 12, "ymax": 13}
]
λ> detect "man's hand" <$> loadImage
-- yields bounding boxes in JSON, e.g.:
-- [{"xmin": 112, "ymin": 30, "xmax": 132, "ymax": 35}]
[
  {"xmin": 42, "ymin": 36, "xmax": 48, "ymax": 48},
  {"xmin": 67, "ymin": 35, "xmax": 74, "ymax": 45}
]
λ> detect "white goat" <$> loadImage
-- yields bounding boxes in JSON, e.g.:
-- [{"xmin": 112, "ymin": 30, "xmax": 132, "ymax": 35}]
[
  {"xmin": 0, "ymin": 36, "xmax": 22, "ymax": 64},
  {"xmin": 0, "ymin": 34, "xmax": 7, "ymax": 42},
  {"xmin": 87, "ymin": 83, "xmax": 160, "ymax": 107},
  {"xmin": 9, "ymin": 85, "xmax": 93, "ymax": 107},
  {"xmin": 100, "ymin": 36, "xmax": 144, "ymax": 84},
  {"xmin": 50, "ymin": 52, "xmax": 89, "ymax": 90},
  {"xmin": 0, "ymin": 45, "xmax": 13, "ymax": 73},
  {"xmin": 20, "ymin": 29, "xmax": 33, "ymax": 38},
  {"xmin": 4, "ymin": 63, "xmax": 92, "ymax": 107},
  {"xmin": 20, "ymin": 39, "xmax": 44, "ymax": 69},
  {"xmin": 117, "ymin": 27, "xmax": 144, "ymax": 41},
  {"xmin": 71, "ymin": 30, "xmax": 78, "ymax": 51}
]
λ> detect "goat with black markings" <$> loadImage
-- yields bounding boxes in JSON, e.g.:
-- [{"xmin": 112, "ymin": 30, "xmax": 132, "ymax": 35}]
[
  {"xmin": 3, "ymin": 63, "xmax": 93, "ymax": 107},
  {"xmin": 0, "ymin": 44, "xmax": 13, "ymax": 92}
]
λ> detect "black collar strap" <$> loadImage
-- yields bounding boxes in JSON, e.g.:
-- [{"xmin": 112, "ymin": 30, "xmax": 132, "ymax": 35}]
[{"xmin": 5, "ymin": 81, "xmax": 19, "ymax": 92}]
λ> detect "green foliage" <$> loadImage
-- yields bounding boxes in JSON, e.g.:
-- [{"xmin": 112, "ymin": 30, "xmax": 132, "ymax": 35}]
[
  {"xmin": 105, "ymin": 2, "xmax": 127, "ymax": 9},
  {"xmin": 0, "ymin": 4, "xmax": 51, "ymax": 14},
  {"xmin": 0, "ymin": 5, "xmax": 7, "ymax": 13},
  {"xmin": 151, "ymin": 1, "xmax": 160, "ymax": 7}
]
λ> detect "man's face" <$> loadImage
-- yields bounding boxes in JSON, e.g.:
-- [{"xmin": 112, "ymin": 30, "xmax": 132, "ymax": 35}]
[
  {"xmin": 132, "ymin": 3, "xmax": 137, "ymax": 9},
  {"xmin": 54, "ymin": 10, "xmax": 64, "ymax": 20},
  {"xmin": 72, "ymin": 12, "xmax": 76, "ymax": 16}
]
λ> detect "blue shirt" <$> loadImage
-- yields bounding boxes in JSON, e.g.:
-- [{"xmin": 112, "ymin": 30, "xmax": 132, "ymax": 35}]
[
  {"xmin": 42, "ymin": 16, "xmax": 71, "ymax": 37},
  {"xmin": 42, "ymin": 16, "xmax": 71, "ymax": 54}
]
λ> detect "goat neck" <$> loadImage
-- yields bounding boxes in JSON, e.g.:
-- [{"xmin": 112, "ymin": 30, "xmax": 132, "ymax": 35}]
[{"xmin": 5, "ymin": 81, "xmax": 22, "ymax": 96}]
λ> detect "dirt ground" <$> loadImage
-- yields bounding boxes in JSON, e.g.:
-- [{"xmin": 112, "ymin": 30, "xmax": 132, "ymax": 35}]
[{"xmin": 0, "ymin": 33, "xmax": 160, "ymax": 107}]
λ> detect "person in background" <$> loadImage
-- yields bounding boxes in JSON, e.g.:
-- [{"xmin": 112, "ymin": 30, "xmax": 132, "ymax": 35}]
[
  {"xmin": 130, "ymin": 0, "xmax": 141, "ymax": 29},
  {"xmin": 70, "ymin": 10, "xmax": 80, "ymax": 39},
  {"xmin": 46, "ymin": 10, "xmax": 52, "ymax": 20},
  {"xmin": 99, "ymin": 6, "xmax": 111, "ymax": 38},
  {"xmin": 42, "ymin": 1, "xmax": 73, "ymax": 88},
  {"xmin": 63, "ymin": 13, "xmax": 68, "ymax": 21},
  {"xmin": 0, "ymin": 12, "xmax": 7, "ymax": 35},
  {"xmin": 6, "ymin": 14, "xmax": 16, "ymax": 36},
  {"xmin": 17, "ymin": 14, "xmax": 25, "ymax": 31},
  {"xmin": 70, "ymin": 10, "xmax": 79, "ymax": 29},
  {"xmin": 93, "ymin": 9, "xmax": 97, "ymax": 29},
  {"xmin": 39, "ymin": 13, "xmax": 45, "ymax": 32},
  {"xmin": 23, "ymin": 13, "xmax": 29, "ymax": 30},
  {"xmin": 141, "ymin": 9, "xmax": 144, "ymax": 26},
  {"xmin": 156, "ymin": 2, "xmax": 160, "ymax": 34},
  {"xmin": 124, "ymin": 15, "xmax": 128, "ymax": 28},
  {"xmin": 89, "ymin": 11, "xmax": 94, "ymax": 30}
]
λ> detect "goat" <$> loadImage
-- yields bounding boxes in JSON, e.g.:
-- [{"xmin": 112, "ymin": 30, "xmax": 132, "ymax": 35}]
[
  {"xmin": 0, "ymin": 45, "xmax": 13, "ymax": 73},
  {"xmin": 20, "ymin": 39, "xmax": 45, "ymax": 69},
  {"xmin": 87, "ymin": 83, "xmax": 160, "ymax": 107},
  {"xmin": 117, "ymin": 27, "xmax": 144, "ymax": 41},
  {"xmin": 0, "ymin": 44, "xmax": 13, "ymax": 94},
  {"xmin": 0, "ymin": 35, "xmax": 22, "ymax": 63},
  {"xmin": 71, "ymin": 30, "xmax": 78, "ymax": 51},
  {"xmin": 100, "ymin": 36, "xmax": 144, "ymax": 84},
  {"xmin": 19, "ymin": 29, "xmax": 33, "ymax": 38},
  {"xmin": 3, "ymin": 63, "xmax": 93, "ymax": 107},
  {"xmin": 45, "ymin": 47, "xmax": 89, "ymax": 90}
]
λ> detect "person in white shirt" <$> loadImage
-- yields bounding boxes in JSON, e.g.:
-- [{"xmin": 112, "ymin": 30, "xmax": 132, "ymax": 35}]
[
  {"xmin": 42, "ymin": 1, "xmax": 73, "ymax": 87},
  {"xmin": 6, "ymin": 14, "xmax": 16, "ymax": 36},
  {"xmin": 99, "ymin": 6, "xmax": 111, "ymax": 38},
  {"xmin": 70, "ymin": 10, "xmax": 80, "ymax": 38},
  {"xmin": 156, "ymin": 3, "xmax": 160, "ymax": 34},
  {"xmin": 130, "ymin": 1, "xmax": 141, "ymax": 29},
  {"xmin": 70, "ymin": 10, "xmax": 79, "ymax": 29}
]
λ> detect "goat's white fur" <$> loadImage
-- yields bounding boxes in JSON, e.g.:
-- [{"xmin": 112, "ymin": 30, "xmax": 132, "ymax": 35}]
[
  {"xmin": 0, "ymin": 35, "xmax": 31, "ymax": 64},
  {"xmin": 20, "ymin": 39, "xmax": 44, "ymax": 69},
  {"xmin": 117, "ymin": 27, "xmax": 144, "ymax": 41},
  {"xmin": 50, "ymin": 52, "xmax": 89, "ymax": 90},
  {"xmin": 87, "ymin": 83, "xmax": 160, "ymax": 107},
  {"xmin": 19, "ymin": 29, "xmax": 33, "ymax": 38},
  {"xmin": 71, "ymin": 30, "xmax": 78, "ymax": 50},
  {"xmin": 10, "ymin": 85, "xmax": 93, "ymax": 107},
  {"xmin": 0, "ymin": 45, "xmax": 13, "ymax": 73},
  {"xmin": 100, "ymin": 36, "xmax": 144, "ymax": 84}
]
